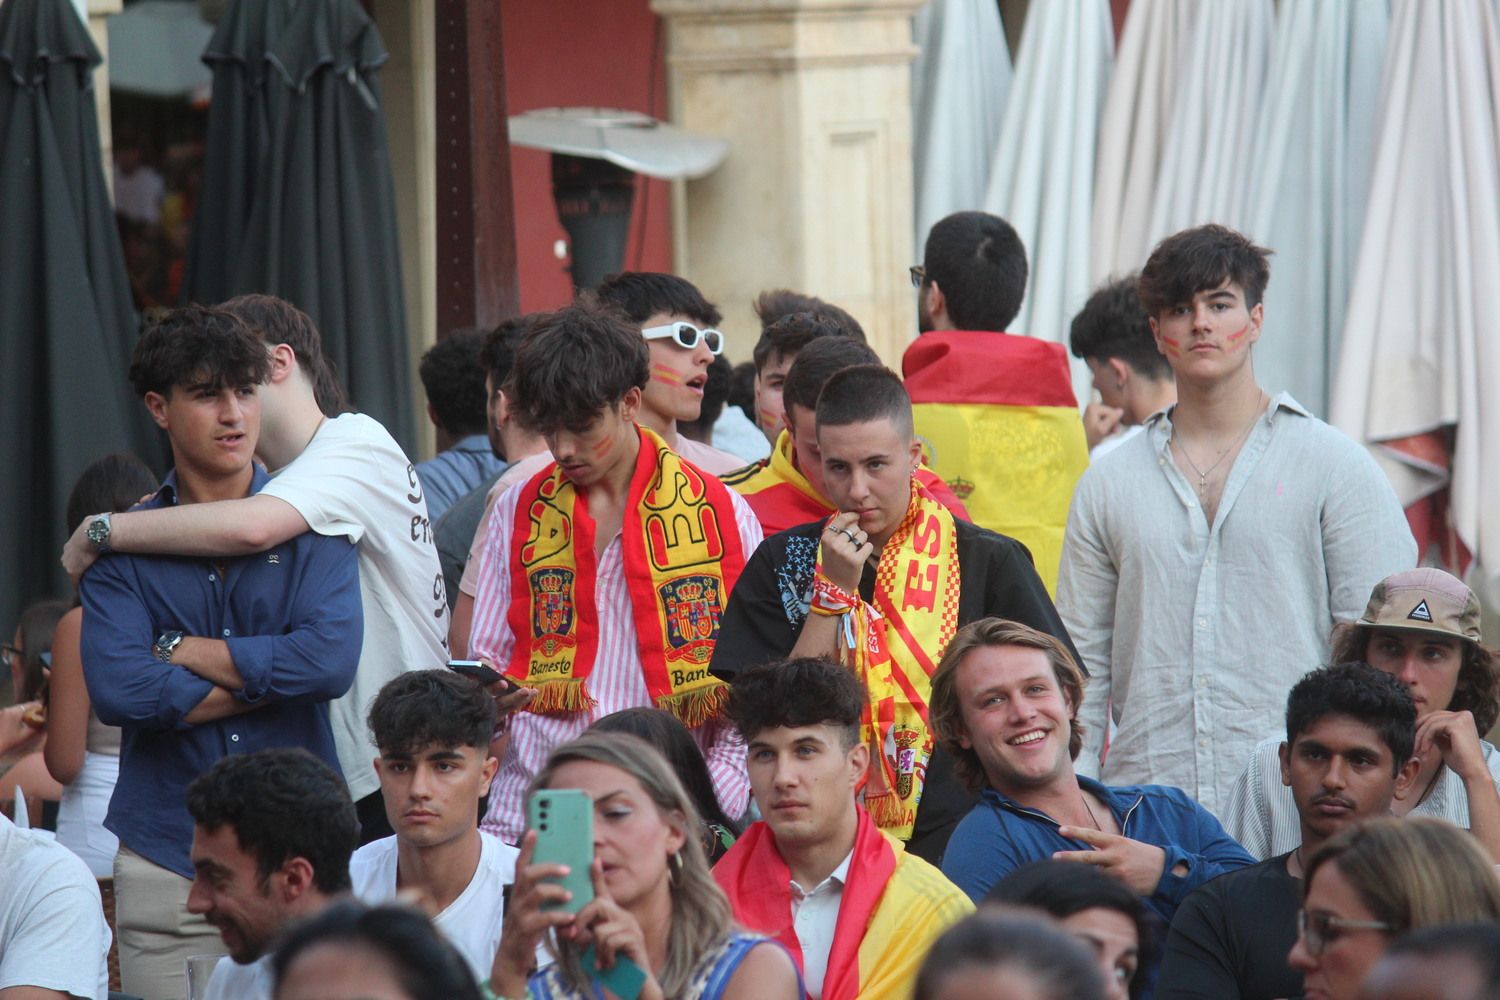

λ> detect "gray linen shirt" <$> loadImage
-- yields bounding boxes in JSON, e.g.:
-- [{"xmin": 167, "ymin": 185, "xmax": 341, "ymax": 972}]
[{"xmin": 1057, "ymin": 393, "xmax": 1416, "ymax": 814}]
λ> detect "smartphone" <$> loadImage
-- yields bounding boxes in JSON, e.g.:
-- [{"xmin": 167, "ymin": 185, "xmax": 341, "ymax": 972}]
[
  {"xmin": 526, "ymin": 788, "xmax": 595, "ymax": 914},
  {"xmin": 581, "ymin": 944, "xmax": 648, "ymax": 1000},
  {"xmin": 446, "ymin": 659, "xmax": 512, "ymax": 690}
]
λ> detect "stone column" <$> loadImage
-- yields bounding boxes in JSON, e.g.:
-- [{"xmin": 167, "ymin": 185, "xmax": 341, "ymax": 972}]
[
  {"xmin": 86, "ymin": 0, "xmax": 122, "ymax": 192},
  {"xmin": 651, "ymin": 0, "xmax": 923, "ymax": 366}
]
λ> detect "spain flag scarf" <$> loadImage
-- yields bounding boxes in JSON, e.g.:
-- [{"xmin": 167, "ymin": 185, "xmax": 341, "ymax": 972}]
[
  {"xmin": 723, "ymin": 429, "xmax": 971, "ymax": 535},
  {"xmin": 505, "ymin": 426, "xmax": 746, "ymax": 726},
  {"xmin": 714, "ymin": 809, "xmax": 971, "ymax": 1000},
  {"xmin": 820, "ymin": 481, "xmax": 959, "ymax": 837}
]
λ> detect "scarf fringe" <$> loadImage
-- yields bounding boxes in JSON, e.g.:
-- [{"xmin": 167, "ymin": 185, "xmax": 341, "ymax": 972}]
[
  {"xmin": 864, "ymin": 791, "xmax": 915, "ymax": 831},
  {"xmin": 655, "ymin": 682, "xmax": 730, "ymax": 728},
  {"xmin": 526, "ymin": 678, "xmax": 595, "ymax": 715}
]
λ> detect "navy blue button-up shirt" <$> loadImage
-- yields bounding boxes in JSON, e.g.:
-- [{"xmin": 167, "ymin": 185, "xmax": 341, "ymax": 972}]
[{"xmin": 80, "ymin": 466, "xmax": 363, "ymax": 878}]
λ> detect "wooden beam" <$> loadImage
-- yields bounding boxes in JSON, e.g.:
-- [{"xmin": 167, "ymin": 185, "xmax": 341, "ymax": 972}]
[{"xmin": 434, "ymin": 0, "xmax": 520, "ymax": 332}]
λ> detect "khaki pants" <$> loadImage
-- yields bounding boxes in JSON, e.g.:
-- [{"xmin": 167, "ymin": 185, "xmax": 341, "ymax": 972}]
[{"xmin": 114, "ymin": 844, "xmax": 224, "ymax": 1000}]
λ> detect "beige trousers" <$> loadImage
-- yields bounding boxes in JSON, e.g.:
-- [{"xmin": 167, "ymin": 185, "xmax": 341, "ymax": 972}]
[{"xmin": 114, "ymin": 844, "xmax": 224, "ymax": 1000}]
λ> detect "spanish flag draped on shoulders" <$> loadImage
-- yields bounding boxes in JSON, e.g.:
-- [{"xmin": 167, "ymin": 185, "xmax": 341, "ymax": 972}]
[
  {"xmin": 902, "ymin": 331, "xmax": 1088, "ymax": 594},
  {"xmin": 723, "ymin": 429, "xmax": 971, "ymax": 535},
  {"xmin": 715, "ymin": 807, "xmax": 973, "ymax": 1000}
]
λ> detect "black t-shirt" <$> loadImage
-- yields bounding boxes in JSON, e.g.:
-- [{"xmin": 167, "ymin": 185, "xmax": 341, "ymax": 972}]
[
  {"xmin": 1156, "ymin": 853, "xmax": 1302, "ymax": 1000},
  {"xmin": 712, "ymin": 517, "xmax": 1079, "ymax": 862}
]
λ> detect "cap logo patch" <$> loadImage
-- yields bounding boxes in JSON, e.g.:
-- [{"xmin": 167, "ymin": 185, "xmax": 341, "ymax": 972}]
[{"xmin": 1408, "ymin": 600, "xmax": 1433, "ymax": 623}]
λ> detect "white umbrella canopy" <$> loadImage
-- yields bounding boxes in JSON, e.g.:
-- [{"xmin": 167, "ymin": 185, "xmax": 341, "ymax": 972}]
[
  {"xmin": 1331, "ymin": 0, "xmax": 1500, "ymax": 581},
  {"xmin": 1242, "ymin": 0, "xmax": 1389, "ymax": 414},
  {"xmin": 911, "ymin": 0, "xmax": 1011, "ymax": 254},
  {"xmin": 1145, "ymin": 0, "xmax": 1273, "ymax": 244},
  {"xmin": 982, "ymin": 0, "xmax": 1112, "ymax": 357},
  {"xmin": 1090, "ymin": 0, "xmax": 1196, "ymax": 285},
  {"xmin": 105, "ymin": 0, "xmax": 214, "ymax": 100}
]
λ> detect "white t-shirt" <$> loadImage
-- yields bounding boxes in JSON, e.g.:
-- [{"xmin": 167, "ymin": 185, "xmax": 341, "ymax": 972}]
[
  {"xmin": 0, "ymin": 813, "xmax": 110, "ymax": 1000},
  {"xmin": 204, "ymin": 954, "xmax": 272, "ymax": 1000},
  {"xmin": 349, "ymin": 831, "xmax": 519, "ymax": 982},
  {"xmin": 260, "ymin": 413, "xmax": 451, "ymax": 800}
]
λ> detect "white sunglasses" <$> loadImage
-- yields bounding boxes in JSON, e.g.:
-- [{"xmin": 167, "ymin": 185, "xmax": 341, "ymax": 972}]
[{"xmin": 641, "ymin": 321, "xmax": 724, "ymax": 356}]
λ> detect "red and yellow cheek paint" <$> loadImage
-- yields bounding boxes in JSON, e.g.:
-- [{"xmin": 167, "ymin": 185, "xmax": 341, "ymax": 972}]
[
  {"xmin": 590, "ymin": 436, "xmax": 614, "ymax": 459},
  {"xmin": 651, "ymin": 363, "xmax": 684, "ymax": 385},
  {"xmin": 1160, "ymin": 336, "xmax": 1182, "ymax": 358},
  {"xmin": 1226, "ymin": 324, "xmax": 1250, "ymax": 350}
]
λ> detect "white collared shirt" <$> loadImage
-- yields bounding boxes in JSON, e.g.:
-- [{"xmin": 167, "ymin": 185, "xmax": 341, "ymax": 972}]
[{"xmin": 790, "ymin": 850, "xmax": 853, "ymax": 1000}]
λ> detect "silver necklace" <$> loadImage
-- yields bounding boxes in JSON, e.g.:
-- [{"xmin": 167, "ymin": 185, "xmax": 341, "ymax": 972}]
[{"xmin": 1172, "ymin": 393, "xmax": 1266, "ymax": 499}]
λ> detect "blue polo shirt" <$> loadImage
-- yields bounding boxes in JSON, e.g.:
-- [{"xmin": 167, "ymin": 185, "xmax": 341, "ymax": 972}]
[
  {"xmin": 940, "ymin": 775, "xmax": 1254, "ymax": 924},
  {"xmin": 80, "ymin": 467, "xmax": 363, "ymax": 878}
]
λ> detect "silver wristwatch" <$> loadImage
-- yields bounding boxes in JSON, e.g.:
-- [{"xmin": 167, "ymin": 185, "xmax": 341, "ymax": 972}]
[
  {"xmin": 86, "ymin": 512, "xmax": 113, "ymax": 552},
  {"xmin": 154, "ymin": 630, "xmax": 185, "ymax": 664}
]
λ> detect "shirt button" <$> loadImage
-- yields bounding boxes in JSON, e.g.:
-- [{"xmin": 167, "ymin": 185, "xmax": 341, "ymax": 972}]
[
  {"xmin": 1199, "ymin": 738, "xmax": 1209, "ymax": 747},
  {"xmin": 230, "ymin": 734, "xmax": 240, "ymax": 743},
  {"xmin": 222, "ymin": 628, "xmax": 231, "ymax": 637},
  {"xmin": 1197, "ymin": 618, "xmax": 1207, "ymax": 628},
  {"xmin": 208, "ymin": 573, "xmax": 216, "ymax": 581},
  {"xmin": 1197, "ymin": 678, "xmax": 1208, "ymax": 688}
]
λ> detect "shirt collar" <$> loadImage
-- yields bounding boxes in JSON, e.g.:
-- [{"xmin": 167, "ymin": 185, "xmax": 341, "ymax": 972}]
[
  {"xmin": 790, "ymin": 848, "xmax": 855, "ymax": 898},
  {"xmin": 1146, "ymin": 389, "xmax": 1309, "ymax": 444},
  {"xmin": 150, "ymin": 463, "xmax": 272, "ymax": 509},
  {"xmin": 981, "ymin": 774, "xmax": 1128, "ymax": 821}
]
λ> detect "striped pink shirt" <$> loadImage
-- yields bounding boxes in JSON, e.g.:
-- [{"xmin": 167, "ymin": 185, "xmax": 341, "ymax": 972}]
[{"xmin": 470, "ymin": 467, "xmax": 762, "ymax": 842}]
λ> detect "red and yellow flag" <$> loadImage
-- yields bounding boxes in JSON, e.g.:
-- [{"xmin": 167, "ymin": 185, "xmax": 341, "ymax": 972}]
[
  {"xmin": 902, "ymin": 331, "xmax": 1088, "ymax": 594},
  {"xmin": 715, "ymin": 808, "xmax": 973, "ymax": 1000},
  {"xmin": 723, "ymin": 429, "xmax": 970, "ymax": 535}
]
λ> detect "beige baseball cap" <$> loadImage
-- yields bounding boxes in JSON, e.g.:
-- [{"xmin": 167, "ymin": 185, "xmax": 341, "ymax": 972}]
[{"xmin": 1356, "ymin": 567, "xmax": 1482, "ymax": 644}]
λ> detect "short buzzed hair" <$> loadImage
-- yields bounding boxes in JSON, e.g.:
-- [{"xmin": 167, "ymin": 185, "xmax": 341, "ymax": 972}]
[
  {"xmin": 922, "ymin": 211, "xmax": 1028, "ymax": 331},
  {"xmin": 814, "ymin": 364, "xmax": 912, "ymax": 438},
  {"xmin": 782, "ymin": 337, "xmax": 881, "ymax": 416}
]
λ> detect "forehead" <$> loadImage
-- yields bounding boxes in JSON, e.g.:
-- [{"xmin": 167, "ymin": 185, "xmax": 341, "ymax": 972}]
[
  {"xmin": 747, "ymin": 723, "xmax": 843, "ymax": 748},
  {"xmin": 548, "ymin": 759, "xmax": 647, "ymax": 801},
  {"xmin": 1292, "ymin": 714, "xmax": 1391, "ymax": 756},
  {"xmin": 957, "ymin": 644, "xmax": 1057, "ymax": 691},
  {"xmin": 1185, "ymin": 278, "xmax": 1245, "ymax": 304},
  {"xmin": 815, "ymin": 417, "xmax": 910, "ymax": 453},
  {"xmin": 382, "ymin": 741, "xmax": 481, "ymax": 760},
  {"xmin": 1305, "ymin": 861, "xmax": 1375, "ymax": 918},
  {"xmin": 1366, "ymin": 628, "xmax": 1461, "ymax": 649},
  {"xmin": 760, "ymin": 351, "xmax": 796, "ymax": 378},
  {"xmin": 192, "ymin": 823, "xmax": 254, "ymax": 870}
]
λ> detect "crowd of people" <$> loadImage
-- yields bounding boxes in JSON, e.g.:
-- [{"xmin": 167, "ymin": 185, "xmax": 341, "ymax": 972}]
[{"xmin": 2, "ymin": 213, "xmax": 1493, "ymax": 1000}]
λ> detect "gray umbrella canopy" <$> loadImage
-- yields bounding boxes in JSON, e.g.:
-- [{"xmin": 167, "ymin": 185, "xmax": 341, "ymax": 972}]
[
  {"xmin": 184, "ymin": 0, "xmax": 414, "ymax": 450},
  {"xmin": 0, "ymin": 0, "xmax": 160, "ymax": 626}
]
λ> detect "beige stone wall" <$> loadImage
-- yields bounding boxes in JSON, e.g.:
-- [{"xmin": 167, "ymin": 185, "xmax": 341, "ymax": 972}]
[
  {"xmin": 652, "ymin": 0, "xmax": 924, "ymax": 366},
  {"xmin": 87, "ymin": 0, "xmax": 122, "ymax": 193}
]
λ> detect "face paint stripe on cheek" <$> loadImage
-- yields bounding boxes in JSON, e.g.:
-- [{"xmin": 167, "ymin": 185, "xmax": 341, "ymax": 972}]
[
  {"xmin": 651, "ymin": 363, "xmax": 683, "ymax": 385},
  {"xmin": 1161, "ymin": 336, "xmax": 1181, "ymax": 358},
  {"xmin": 1226, "ymin": 324, "xmax": 1249, "ymax": 349},
  {"xmin": 591, "ymin": 436, "xmax": 613, "ymax": 459}
]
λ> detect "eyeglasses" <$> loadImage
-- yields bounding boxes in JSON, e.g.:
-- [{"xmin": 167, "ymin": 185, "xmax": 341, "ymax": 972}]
[
  {"xmin": 1296, "ymin": 909, "xmax": 1395, "ymax": 957},
  {"xmin": 641, "ymin": 321, "xmax": 724, "ymax": 356},
  {"xmin": 909, "ymin": 264, "xmax": 927, "ymax": 289}
]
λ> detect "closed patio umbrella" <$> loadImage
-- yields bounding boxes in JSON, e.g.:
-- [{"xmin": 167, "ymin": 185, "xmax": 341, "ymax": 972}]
[
  {"xmin": 1331, "ymin": 0, "xmax": 1500, "ymax": 581},
  {"xmin": 0, "ymin": 0, "xmax": 157, "ymax": 627},
  {"xmin": 185, "ymin": 0, "xmax": 413, "ymax": 449}
]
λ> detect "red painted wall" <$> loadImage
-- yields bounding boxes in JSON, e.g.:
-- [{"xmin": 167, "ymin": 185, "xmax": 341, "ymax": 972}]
[{"xmin": 501, "ymin": 0, "xmax": 673, "ymax": 314}]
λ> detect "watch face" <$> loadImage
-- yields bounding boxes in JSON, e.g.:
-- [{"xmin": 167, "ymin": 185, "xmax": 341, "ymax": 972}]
[{"xmin": 87, "ymin": 516, "xmax": 109, "ymax": 545}]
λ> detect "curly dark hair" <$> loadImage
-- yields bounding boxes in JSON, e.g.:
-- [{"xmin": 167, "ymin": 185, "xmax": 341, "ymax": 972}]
[
  {"xmin": 507, "ymin": 303, "xmax": 650, "ymax": 434},
  {"xmin": 921, "ymin": 211, "xmax": 1028, "ymax": 332},
  {"xmin": 480, "ymin": 313, "xmax": 540, "ymax": 389},
  {"xmin": 594, "ymin": 272, "xmax": 721, "ymax": 328},
  {"xmin": 185, "ymin": 749, "xmax": 357, "ymax": 893},
  {"xmin": 1137, "ymin": 224, "xmax": 1272, "ymax": 317},
  {"xmin": 1285, "ymin": 662, "xmax": 1416, "ymax": 772},
  {"xmin": 418, "ymin": 329, "xmax": 490, "ymax": 437},
  {"xmin": 129, "ymin": 304, "xmax": 271, "ymax": 398},
  {"xmin": 367, "ymin": 669, "xmax": 496, "ymax": 757},
  {"xmin": 929, "ymin": 618, "xmax": 1088, "ymax": 793},
  {"xmin": 1069, "ymin": 274, "xmax": 1172, "ymax": 380},
  {"xmin": 1330, "ymin": 622, "xmax": 1500, "ymax": 733},
  {"xmin": 726, "ymin": 657, "xmax": 866, "ymax": 748}
]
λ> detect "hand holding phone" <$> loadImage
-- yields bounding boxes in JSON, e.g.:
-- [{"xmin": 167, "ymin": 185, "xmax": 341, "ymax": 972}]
[{"xmin": 447, "ymin": 658, "xmax": 507, "ymax": 687}]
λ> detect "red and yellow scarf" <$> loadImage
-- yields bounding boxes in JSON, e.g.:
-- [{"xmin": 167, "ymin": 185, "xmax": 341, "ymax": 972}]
[
  {"xmin": 723, "ymin": 429, "xmax": 970, "ymax": 535},
  {"xmin": 505, "ymin": 426, "xmax": 746, "ymax": 726},
  {"xmin": 714, "ymin": 808, "xmax": 973, "ymax": 1000},
  {"xmin": 819, "ymin": 481, "xmax": 960, "ymax": 837}
]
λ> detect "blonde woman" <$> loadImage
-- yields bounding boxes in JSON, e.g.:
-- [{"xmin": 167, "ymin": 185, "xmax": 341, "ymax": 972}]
[
  {"xmin": 489, "ymin": 732, "xmax": 800, "ymax": 1000},
  {"xmin": 1289, "ymin": 817, "xmax": 1500, "ymax": 1000}
]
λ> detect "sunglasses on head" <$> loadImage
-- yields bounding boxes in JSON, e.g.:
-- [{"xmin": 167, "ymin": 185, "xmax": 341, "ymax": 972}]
[{"xmin": 641, "ymin": 321, "xmax": 724, "ymax": 356}]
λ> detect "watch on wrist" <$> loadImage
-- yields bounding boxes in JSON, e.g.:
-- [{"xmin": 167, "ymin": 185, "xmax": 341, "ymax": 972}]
[
  {"xmin": 85, "ymin": 512, "xmax": 113, "ymax": 553},
  {"xmin": 154, "ymin": 630, "xmax": 185, "ymax": 664}
]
